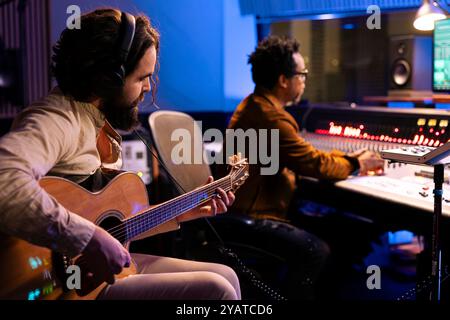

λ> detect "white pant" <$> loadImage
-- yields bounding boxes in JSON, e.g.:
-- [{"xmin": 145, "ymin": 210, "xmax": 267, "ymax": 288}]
[{"xmin": 97, "ymin": 253, "xmax": 241, "ymax": 300}]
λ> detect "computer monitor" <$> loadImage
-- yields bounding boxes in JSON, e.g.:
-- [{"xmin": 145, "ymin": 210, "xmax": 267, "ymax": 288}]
[{"xmin": 433, "ymin": 18, "xmax": 450, "ymax": 93}]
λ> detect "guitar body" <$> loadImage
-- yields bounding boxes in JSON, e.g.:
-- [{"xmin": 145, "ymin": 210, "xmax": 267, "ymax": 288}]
[
  {"xmin": 0, "ymin": 172, "xmax": 149, "ymax": 300},
  {"xmin": 0, "ymin": 154, "xmax": 249, "ymax": 300}
]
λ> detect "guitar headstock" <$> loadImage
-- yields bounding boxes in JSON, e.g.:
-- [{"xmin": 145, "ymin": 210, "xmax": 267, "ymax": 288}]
[{"xmin": 228, "ymin": 153, "xmax": 249, "ymax": 192}]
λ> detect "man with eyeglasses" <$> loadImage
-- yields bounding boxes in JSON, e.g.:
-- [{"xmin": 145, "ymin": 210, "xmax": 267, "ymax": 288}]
[{"xmin": 223, "ymin": 35, "xmax": 384, "ymax": 300}]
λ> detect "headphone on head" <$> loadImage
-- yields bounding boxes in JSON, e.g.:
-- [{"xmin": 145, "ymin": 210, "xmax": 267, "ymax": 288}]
[{"xmin": 110, "ymin": 11, "xmax": 136, "ymax": 87}]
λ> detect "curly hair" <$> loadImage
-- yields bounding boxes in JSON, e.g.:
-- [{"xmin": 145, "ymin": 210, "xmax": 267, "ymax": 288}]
[
  {"xmin": 248, "ymin": 35, "xmax": 300, "ymax": 90},
  {"xmin": 51, "ymin": 8, "xmax": 159, "ymax": 102}
]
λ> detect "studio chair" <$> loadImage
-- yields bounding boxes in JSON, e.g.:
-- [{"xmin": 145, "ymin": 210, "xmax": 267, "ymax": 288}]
[{"xmin": 148, "ymin": 111, "xmax": 287, "ymax": 299}]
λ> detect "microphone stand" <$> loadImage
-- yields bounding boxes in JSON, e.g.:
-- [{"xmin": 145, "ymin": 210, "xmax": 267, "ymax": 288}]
[{"xmin": 430, "ymin": 164, "xmax": 444, "ymax": 302}]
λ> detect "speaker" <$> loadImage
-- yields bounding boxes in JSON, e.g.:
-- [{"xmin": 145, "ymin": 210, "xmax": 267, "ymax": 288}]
[{"xmin": 388, "ymin": 35, "xmax": 432, "ymax": 97}]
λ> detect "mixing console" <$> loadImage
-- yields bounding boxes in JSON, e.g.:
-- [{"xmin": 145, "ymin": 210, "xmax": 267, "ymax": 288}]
[{"xmin": 296, "ymin": 105, "xmax": 450, "ymax": 218}]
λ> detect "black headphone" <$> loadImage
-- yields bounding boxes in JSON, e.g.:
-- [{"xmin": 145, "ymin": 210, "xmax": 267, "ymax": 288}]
[{"xmin": 110, "ymin": 11, "xmax": 136, "ymax": 86}]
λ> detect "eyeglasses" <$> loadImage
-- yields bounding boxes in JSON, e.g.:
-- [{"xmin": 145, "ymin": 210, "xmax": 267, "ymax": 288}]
[{"xmin": 293, "ymin": 69, "xmax": 308, "ymax": 81}]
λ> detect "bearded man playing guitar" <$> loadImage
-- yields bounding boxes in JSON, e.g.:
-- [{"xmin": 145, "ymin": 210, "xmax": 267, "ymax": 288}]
[{"xmin": 0, "ymin": 8, "xmax": 244, "ymax": 300}]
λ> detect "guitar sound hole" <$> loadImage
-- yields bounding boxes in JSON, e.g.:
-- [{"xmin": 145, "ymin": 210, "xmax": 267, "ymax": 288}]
[{"xmin": 98, "ymin": 216, "xmax": 126, "ymax": 244}]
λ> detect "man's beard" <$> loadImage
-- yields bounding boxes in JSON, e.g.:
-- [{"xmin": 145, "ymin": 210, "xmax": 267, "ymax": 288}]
[
  {"xmin": 285, "ymin": 93, "xmax": 302, "ymax": 107},
  {"xmin": 290, "ymin": 91, "xmax": 303, "ymax": 106},
  {"xmin": 100, "ymin": 92, "xmax": 143, "ymax": 131}
]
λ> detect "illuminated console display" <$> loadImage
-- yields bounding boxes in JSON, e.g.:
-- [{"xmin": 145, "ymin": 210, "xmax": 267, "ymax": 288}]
[
  {"xmin": 299, "ymin": 106, "xmax": 450, "ymax": 150},
  {"xmin": 316, "ymin": 117, "xmax": 447, "ymax": 147}
]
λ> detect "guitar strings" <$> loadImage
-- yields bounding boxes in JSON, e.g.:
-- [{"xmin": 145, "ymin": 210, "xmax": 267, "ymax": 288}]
[
  {"xmin": 103, "ymin": 166, "xmax": 245, "ymax": 238},
  {"xmin": 107, "ymin": 180, "xmax": 233, "ymax": 241},
  {"xmin": 73, "ymin": 180, "xmax": 233, "ymax": 273},
  {"xmin": 101, "ymin": 175, "xmax": 229, "ymax": 234},
  {"xmin": 106, "ymin": 178, "xmax": 232, "ymax": 239},
  {"xmin": 103, "ymin": 162, "xmax": 247, "ymax": 240},
  {"xmin": 104, "ymin": 177, "xmax": 236, "ymax": 241},
  {"xmin": 104, "ymin": 175, "xmax": 229, "ymax": 235}
]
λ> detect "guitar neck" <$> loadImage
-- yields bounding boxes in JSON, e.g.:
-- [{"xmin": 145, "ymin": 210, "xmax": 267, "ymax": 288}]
[{"xmin": 118, "ymin": 176, "xmax": 232, "ymax": 241}]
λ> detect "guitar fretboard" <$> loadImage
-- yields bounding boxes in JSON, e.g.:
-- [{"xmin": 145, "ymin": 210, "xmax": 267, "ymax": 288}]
[{"xmin": 114, "ymin": 176, "xmax": 231, "ymax": 242}]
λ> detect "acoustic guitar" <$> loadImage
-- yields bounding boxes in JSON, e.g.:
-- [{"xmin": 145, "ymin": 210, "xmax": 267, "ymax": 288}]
[{"xmin": 0, "ymin": 154, "xmax": 249, "ymax": 300}]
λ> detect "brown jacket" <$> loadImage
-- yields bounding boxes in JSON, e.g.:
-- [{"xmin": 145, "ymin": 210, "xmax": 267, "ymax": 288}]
[{"xmin": 227, "ymin": 88, "xmax": 356, "ymax": 221}]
